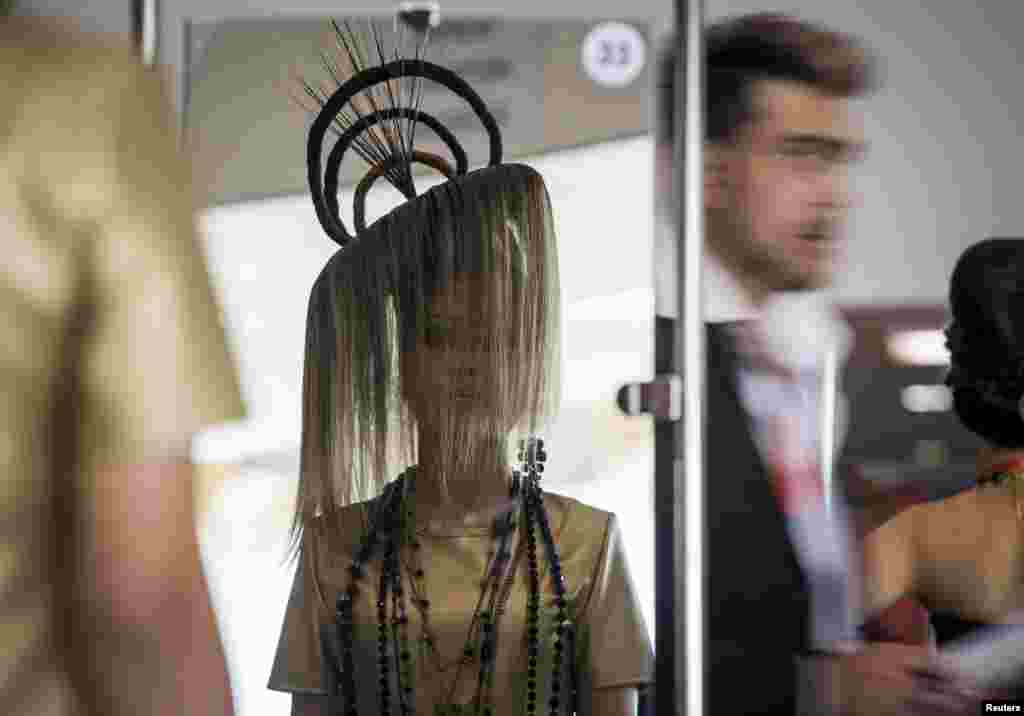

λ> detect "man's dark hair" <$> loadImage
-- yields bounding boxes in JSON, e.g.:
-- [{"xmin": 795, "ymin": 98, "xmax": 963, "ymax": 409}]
[{"xmin": 657, "ymin": 13, "xmax": 879, "ymax": 145}]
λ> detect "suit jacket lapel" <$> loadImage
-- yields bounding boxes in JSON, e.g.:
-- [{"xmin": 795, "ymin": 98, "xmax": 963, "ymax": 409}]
[{"xmin": 705, "ymin": 322, "xmax": 808, "ymax": 631}]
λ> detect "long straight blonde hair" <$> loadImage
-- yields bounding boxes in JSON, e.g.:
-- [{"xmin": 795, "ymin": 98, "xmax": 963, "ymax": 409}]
[{"xmin": 290, "ymin": 162, "xmax": 561, "ymax": 559}]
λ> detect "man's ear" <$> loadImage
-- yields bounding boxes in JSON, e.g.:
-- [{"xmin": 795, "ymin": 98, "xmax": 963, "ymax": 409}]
[{"xmin": 704, "ymin": 143, "xmax": 729, "ymax": 210}]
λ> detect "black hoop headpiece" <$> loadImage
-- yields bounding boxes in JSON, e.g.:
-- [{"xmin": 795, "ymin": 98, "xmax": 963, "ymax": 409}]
[{"xmin": 307, "ymin": 58, "xmax": 503, "ymax": 247}]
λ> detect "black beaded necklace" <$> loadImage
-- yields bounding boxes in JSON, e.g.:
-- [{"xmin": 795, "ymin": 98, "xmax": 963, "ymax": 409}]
[{"xmin": 333, "ymin": 438, "xmax": 580, "ymax": 715}]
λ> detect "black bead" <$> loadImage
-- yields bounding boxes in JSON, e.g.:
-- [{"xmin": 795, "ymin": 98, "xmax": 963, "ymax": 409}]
[
  {"xmin": 528, "ymin": 692, "xmax": 537, "ymax": 702},
  {"xmin": 529, "ymin": 657, "xmax": 538, "ymax": 667},
  {"xmin": 415, "ymin": 568, "xmax": 425, "ymax": 578},
  {"xmin": 401, "ymin": 650, "xmax": 411, "ymax": 661},
  {"xmin": 527, "ymin": 680, "xmax": 537, "ymax": 691},
  {"xmin": 527, "ymin": 667, "xmax": 537, "ymax": 679},
  {"xmin": 549, "ymin": 696, "xmax": 559, "ymax": 709}
]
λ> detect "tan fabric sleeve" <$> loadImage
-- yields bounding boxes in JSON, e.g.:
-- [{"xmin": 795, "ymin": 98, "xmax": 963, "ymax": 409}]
[
  {"xmin": 61, "ymin": 50, "xmax": 245, "ymax": 466},
  {"xmin": 581, "ymin": 513, "xmax": 654, "ymax": 690},
  {"xmin": 268, "ymin": 553, "xmax": 327, "ymax": 694}
]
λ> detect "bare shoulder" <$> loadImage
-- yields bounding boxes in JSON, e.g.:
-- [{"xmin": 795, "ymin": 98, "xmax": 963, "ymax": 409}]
[
  {"xmin": 912, "ymin": 485, "xmax": 1024, "ymax": 617},
  {"xmin": 861, "ymin": 500, "xmax": 921, "ymax": 616},
  {"xmin": 910, "ymin": 486, "xmax": 985, "ymax": 557}
]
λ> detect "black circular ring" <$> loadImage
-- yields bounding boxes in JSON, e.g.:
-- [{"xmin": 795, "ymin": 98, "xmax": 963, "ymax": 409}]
[
  {"xmin": 308, "ymin": 59, "xmax": 503, "ymax": 247},
  {"xmin": 324, "ymin": 107, "xmax": 469, "ymax": 234},
  {"xmin": 353, "ymin": 150, "xmax": 455, "ymax": 234}
]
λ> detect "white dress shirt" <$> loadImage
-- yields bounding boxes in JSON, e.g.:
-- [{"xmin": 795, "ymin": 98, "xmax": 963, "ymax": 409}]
[{"xmin": 702, "ymin": 250, "xmax": 861, "ymax": 649}]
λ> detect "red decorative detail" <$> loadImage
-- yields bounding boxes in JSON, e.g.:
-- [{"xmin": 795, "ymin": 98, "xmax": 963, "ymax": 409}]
[{"xmin": 984, "ymin": 456, "xmax": 1024, "ymax": 481}]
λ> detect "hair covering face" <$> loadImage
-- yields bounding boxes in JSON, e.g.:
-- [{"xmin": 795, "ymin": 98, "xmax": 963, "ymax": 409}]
[{"xmin": 290, "ymin": 22, "xmax": 561, "ymax": 555}]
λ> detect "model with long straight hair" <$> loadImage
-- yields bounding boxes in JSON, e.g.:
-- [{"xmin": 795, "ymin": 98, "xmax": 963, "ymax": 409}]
[{"xmin": 268, "ymin": 17, "xmax": 652, "ymax": 716}]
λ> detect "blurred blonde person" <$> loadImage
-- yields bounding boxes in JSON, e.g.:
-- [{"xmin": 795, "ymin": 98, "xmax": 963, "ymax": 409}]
[{"xmin": 1, "ymin": 9, "xmax": 244, "ymax": 716}]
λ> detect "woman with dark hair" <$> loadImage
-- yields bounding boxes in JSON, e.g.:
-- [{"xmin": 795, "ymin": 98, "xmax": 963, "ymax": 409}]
[
  {"xmin": 266, "ymin": 20, "xmax": 652, "ymax": 716},
  {"xmin": 863, "ymin": 237, "xmax": 1024, "ymax": 698}
]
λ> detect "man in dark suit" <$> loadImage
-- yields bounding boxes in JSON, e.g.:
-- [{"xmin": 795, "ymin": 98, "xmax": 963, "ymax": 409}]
[{"xmin": 655, "ymin": 13, "xmax": 980, "ymax": 715}]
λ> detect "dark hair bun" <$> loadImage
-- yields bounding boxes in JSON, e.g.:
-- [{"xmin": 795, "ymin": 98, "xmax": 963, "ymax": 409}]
[{"xmin": 947, "ymin": 237, "xmax": 1024, "ymax": 447}]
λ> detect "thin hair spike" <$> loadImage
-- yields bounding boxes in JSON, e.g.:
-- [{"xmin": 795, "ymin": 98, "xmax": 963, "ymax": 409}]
[
  {"xmin": 406, "ymin": 30, "xmax": 429, "ymax": 176},
  {"xmin": 297, "ymin": 17, "xmax": 454, "ymax": 202},
  {"xmin": 371, "ymin": 21, "xmax": 412, "ymax": 194}
]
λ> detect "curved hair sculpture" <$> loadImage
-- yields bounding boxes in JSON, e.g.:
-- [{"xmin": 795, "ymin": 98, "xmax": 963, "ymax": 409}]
[{"xmin": 290, "ymin": 20, "xmax": 562, "ymax": 549}]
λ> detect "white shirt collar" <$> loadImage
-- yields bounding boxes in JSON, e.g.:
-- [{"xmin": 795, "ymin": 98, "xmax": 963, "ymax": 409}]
[
  {"xmin": 657, "ymin": 244, "xmax": 853, "ymax": 371},
  {"xmin": 703, "ymin": 249, "xmax": 759, "ymax": 324}
]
